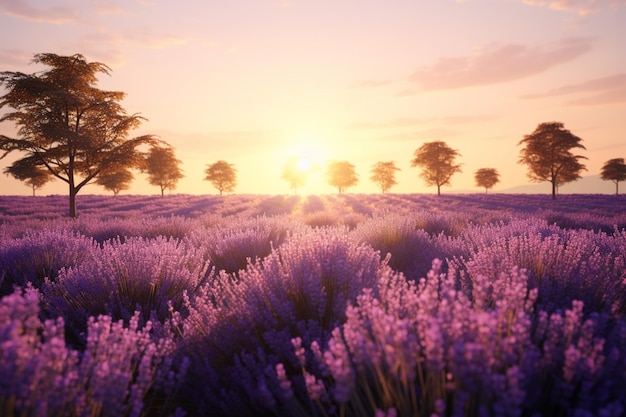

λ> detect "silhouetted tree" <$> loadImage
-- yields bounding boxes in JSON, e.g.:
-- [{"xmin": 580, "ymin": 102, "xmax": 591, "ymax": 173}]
[
  {"xmin": 144, "ymin": 146, "xmax": 184, "ymax": 196},
  {"xmin": 96, "ymin": 166, "xmax": 134, "ymax": 196},
  {"xmin": 518, "ymin": 122, "xmax": 587, "ymax": 200},
  {"xmin": 281, "ymin": 157, "xmax": 308, "ymax": 195},
  {"xmin": 0, "ymin": 53, "xmax": 158, "ymax": 217},
  {"xmin": 370, "ymin": 161, "xmax": 401, "ymax": 193},
  {"xmin": 325, "ymin": 160, "xmax": 358, "ymax": 193},
  {"xmin": 3, "ymin": 158, "xmax": 52, "ymax": 196},
  {"xmin": 204, "ymin": 160, "xmax": 237, "ymax": 195},
  {"xmin": 474, "ymin": 168, "xmax": 500, "ymax": 193},
  {"xmin": 410, "ymin": 141, "xmax": 462, "ymax": 196},
  {"xmin": 556, "ymin": 158, "xmax": 587, "ymax": 194},
  {"xmin": 601, "ymin": 158, "xmax": 626, "ymax": 195}
]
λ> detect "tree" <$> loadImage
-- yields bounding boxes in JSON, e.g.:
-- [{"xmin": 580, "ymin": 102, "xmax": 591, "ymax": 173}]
[
  {"xmin": 96, "ymin": 166, "xmax": 134, "ymax": 196},
  {"xmin": 325, "ymin": 160, "xmax": 358, "ymax": 193},
  {"xmin": 410, "ymin": 141, "xmax": 462, "ymax": 196},
  {"xmin": 281, "ymin": 157, "xmax": 308, "ymax": 195},
  {"xmin": 0, "ymin": 53, "xmax": 158, "ymax": 217},
  {"xmin": 3, "ymin": 158, "xmax": 52, "ymax": 196},
  {"xmin": 518, "ymin": 122, "xmax": 587, "ymax": 200},
  {"xmin": 474, "ymin": 168, "xmax": 500, "ymax": 193},
  {"xmin": 370, "ymin": 161, "xmax": 401, "ymax": 193},
  {"xmin": 204, "ymin": 160, "xmax": 237, "ymax": 195},
  {"xmin": 143, "ymin": 146, "xmax": 184, "ymax": 196},
  {"xmin": 600, "ymin": 158, "xmax": 626, "ymax": 195}
]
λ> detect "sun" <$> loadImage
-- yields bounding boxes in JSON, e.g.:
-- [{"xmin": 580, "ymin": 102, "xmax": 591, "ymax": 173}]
[{"xmin": 296, "ymin": 156, "xmax": 312, "ymax": 172}]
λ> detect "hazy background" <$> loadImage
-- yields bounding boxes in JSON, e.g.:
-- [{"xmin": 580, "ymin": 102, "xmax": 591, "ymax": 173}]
[{"xmin": 1, "ymin": 0, "xmax": 625, "ymax": 196}]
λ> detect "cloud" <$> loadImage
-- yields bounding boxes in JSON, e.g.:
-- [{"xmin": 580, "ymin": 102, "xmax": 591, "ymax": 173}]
[
  {"xmin": 410, "ymin": 38, "xmax": 593, "ymax": 91},
  {"xmin": 520, "ymin": 0, "xmax": 626, "ymax": 15},
  {"xmin": 521, "ymin": 73, "xmax": 626, "ymax": 105},
  {"xmin": 0, "ymin": 0, "xmax": 77, "ymax": 24},
  {"xmin": 94, "ymin": 0, "xmax": 123, "ymax": 15}
]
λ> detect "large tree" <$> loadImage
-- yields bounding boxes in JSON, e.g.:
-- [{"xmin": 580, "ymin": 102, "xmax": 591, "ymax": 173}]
[
  {"xmin": 0, "ymin": 53, "xmax": 158, "ymax": 217},
  {"xmin": 325, "ymin": 160, "xmax": 358, "ymax": 193},
  {"xmin": 410, "ymin": 141, "xmax": 462, "ymax": 196},
  {"xmin": 144, "ymin": 146, "xmax": 184, "ymax": 196},
  {"xmin": 600, "ymin": 158, "xmax": 626, "ymax": 195},
  {"xmin": 281, "ymin": 157, "xmax": 308, "ymax": 195},
  {"xmin": 518, "ymin": 122, "xmax": 587, "ymax": 200},
  {"xmin": 3, "ymin": 157, "xmax": 52, "ymax": 196},
  {"xmin": 370, "ymin": 161, "xmax": 400, "ymax": 193},
  {"xmin": 474, "ymin": 167, "xmax": 500, "ymax": 193},
  {"xmin": 204, "ymin": 160, "xmax": 237, "ymax": 195}
]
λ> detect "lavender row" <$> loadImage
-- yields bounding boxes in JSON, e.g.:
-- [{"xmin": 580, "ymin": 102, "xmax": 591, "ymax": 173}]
[{"xmin": 1, "ymin": 194, "xmax": 625, "ymax": 416}]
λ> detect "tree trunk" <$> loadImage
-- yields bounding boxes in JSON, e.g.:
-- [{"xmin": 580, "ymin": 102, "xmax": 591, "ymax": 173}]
[
  {"xmin": 69, "ymin": 186, "xmax": 77, "ymax": 218},
  {"xmin": 161, "ymin": 186, "xmax": 165, "ymax": 197},
  {"xmin": 32, "ymin": 185, "xmax": 36, "ymax": 197},
  {"xmin": 551, "ymin": 181, "xmax": 557, "ymax": 200},
  {"xmin": 437, "ymin": 184, "xmax": 441, "ymax": 196},
  {"xmin": 617, "ymin": 181, "xmax": 620, "ymax": 196}
]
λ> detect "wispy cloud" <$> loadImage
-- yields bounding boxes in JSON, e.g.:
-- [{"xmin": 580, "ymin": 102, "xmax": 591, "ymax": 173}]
[
  {"xmin": 521, "ymin": 73, "xmax": 626, "ymax": 105},
  {"xmin": 94, "ymin": 0, "xmax": 123, "ymax": 15},
  {"xmin": 0, "ymin": 0, "xmax": 77, "ymax": 24},
  {"xmin": 409, "ymin": 38, "xmax": 593, "ymax": 91},
  {"xmin": 521, "ymin": 0, "xmax": 626, "ymax": 15}
]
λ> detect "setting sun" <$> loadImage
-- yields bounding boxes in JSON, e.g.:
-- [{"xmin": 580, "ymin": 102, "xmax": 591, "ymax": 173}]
[{"xmin": 296, "ymin": 157, "xmax": 312, "ymax": 172}]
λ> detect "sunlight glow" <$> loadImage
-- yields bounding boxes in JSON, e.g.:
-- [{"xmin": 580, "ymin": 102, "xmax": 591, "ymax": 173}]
[{"xmin": 296, "ymin": 157, "xmax": 312, "ymax": 172}]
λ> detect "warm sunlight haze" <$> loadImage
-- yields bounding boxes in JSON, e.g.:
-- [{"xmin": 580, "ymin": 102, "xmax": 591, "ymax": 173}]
[{"xmin": 1, "ymin": 0, "xmax": 625, "ymax": 195}]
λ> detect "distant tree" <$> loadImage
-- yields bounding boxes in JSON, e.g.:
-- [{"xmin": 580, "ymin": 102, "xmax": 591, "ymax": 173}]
[
  {"xmin": 325, "ymin": 160, "xmax": 358, "ymax": 193},
  {"xmin": 370, "ymin": 161, "xmax": 401, "ymax": 193},
  {"xmin": 600, "ymin": 158, "xmax": 626, "ymax": 195},
  {"xmin": 0, "ymin": 53, "xmax": 158, "ymax": 217},
  {"xmin": 3, "ymin": 158, "xmax": 52, "ymax": 196},
  {"xmin": 474, "ymin": 168, "xmax": 500, "ymax": 193},
  {"xmin": 410, "ymin": 141, "xmax": 462, "ymax": 196},
  {"xmin": 144, "ymin": 146, "xmax": 184, "ymax": 196},
  {"xmin": 96, "ymin": 166, "xmax": 134, "ymax": 196},
  {"xmin": 518, "ymin": 122, "xmax": 587, "ymax": 200},
  {"xmin": 281, "ymin": 157, "xmax": 308, "ymax": 195},
  {"xmin": 204, "ymin": 160, "xmax": 237, "ymax": 195}
]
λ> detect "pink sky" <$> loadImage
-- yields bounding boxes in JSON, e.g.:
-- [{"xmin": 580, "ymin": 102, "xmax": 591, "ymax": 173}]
[{"xmin": 1, "ymin": 0, "xmax": 625, "ymax": 195}]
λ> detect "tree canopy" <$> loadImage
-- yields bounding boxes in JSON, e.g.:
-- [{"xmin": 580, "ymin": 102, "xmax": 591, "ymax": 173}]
[
  {"xmin": 0, "ymin": 53, "xmax": 158, "ymax": 217},
  {"xmin": 325, "ymin": 160, "xmax": 358, "ymax": 193},
  {"xmin": 370, "ymin": 161, "xmax": 400, "ymax": 193},
  {"xmin": 281, "ymin": 157, "xmax": 308, "ymax": 195},
  {"xmin": 144, "ymin": 146, "xmax": 184, "ymax": 196},
  {"xmin": 410, "ymin": 141, "xmax": 462, "ymax": 196},
  {"xmin": 474, "ymin": 168, "xmax": 500, "ymax": 193},
  {"xmin": 518, "ymin": 122, "xmax": 587, "ymax": 200},
  {"xmin": 600, "ymin": 158, "xmax": 626, "ymax": 195},
  {"xmin": 3, "ymin": 158, "xmax": 52, "ymax": 196},
  {"xmin": 204, "ymin": 160, "xmax": 237, "ymax": 195},
  {"xmin": 95, "ymin": 166, "xmax": 134, "ymax": 196}
]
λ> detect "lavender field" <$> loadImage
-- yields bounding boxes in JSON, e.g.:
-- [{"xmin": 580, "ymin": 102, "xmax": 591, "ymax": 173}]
[{"xmin": 1, "ymin": 193, "xmax": 625, "ymax": 417}]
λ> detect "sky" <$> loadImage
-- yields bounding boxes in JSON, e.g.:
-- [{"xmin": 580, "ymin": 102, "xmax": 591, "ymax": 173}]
[{"xmin": 1, "ymin": 0, "xmax": 625, "ymax": 196}]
